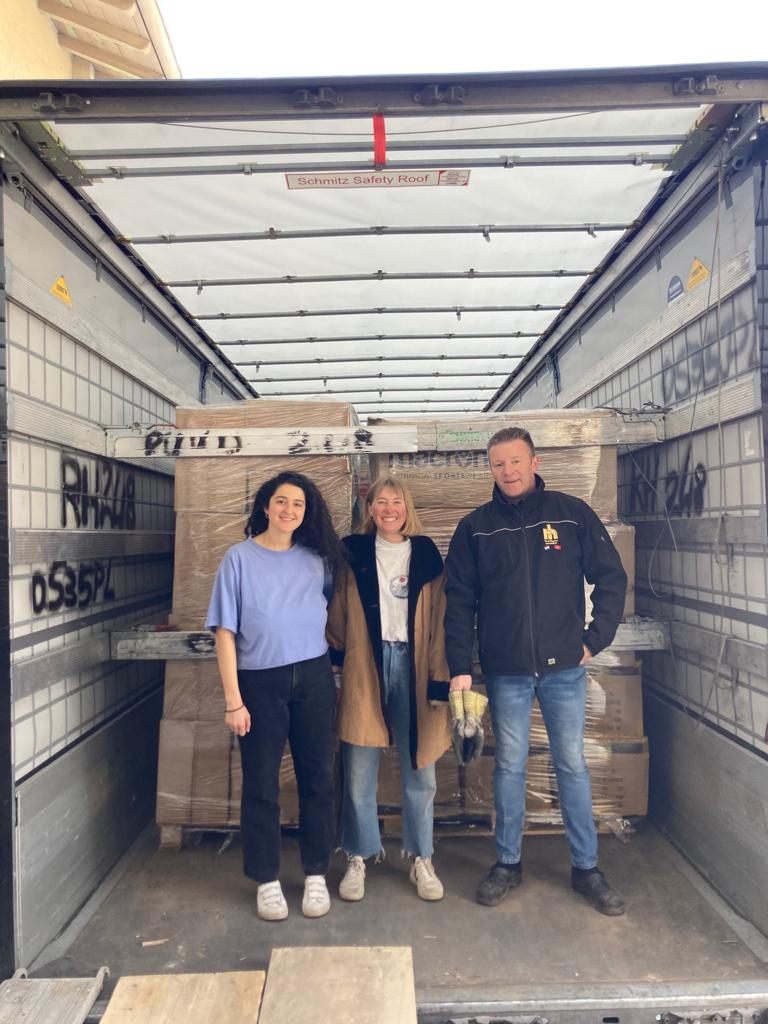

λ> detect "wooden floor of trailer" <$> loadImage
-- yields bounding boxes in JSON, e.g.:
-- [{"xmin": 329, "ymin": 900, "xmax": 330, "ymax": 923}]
[{"xmin": 32, "ymin": 824, "xmax": 768, "ymax": 1013}]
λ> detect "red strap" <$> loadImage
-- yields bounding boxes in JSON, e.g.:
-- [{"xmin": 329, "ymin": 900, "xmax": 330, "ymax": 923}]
[{"xmin": 373, "ymin": 114, "xmax": 386, "ymax": 166}]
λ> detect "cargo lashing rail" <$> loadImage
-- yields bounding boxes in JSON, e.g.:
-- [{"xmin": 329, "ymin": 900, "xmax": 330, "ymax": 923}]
[{"xmin": 424, "ymin": 1004, "xmax": 768, "ymax": 1024}]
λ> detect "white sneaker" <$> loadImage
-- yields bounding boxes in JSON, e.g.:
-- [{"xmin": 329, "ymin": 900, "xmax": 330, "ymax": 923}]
[
  {"xmin": 339, "ymin": 856, "xmax": 366, "ymax": 901},
  {"xmin": 410, "ymin": 857, "xmax": 444, "ymax": 901},
  {"xmin": 257, "ymin": 880, "xmax": 288, "ymax": 921},
  {"xmin": 302, "ymin": 875, "xmax": 331, "ymax": 918}
]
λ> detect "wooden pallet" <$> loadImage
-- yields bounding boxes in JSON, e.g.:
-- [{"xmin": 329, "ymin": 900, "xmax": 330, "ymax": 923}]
[
  {"xmin": 158, "ymin": 822, "xmax": 302, "ymax": 851},
  {"xmin": 101, "ymin": 971, "xmax": 265, "ymax": 1023},
  {"xmin": 379, "ymin": 811, "xmax": 494, "ymax": 838},
  {"xmin": 158, "ymin": 824, "xmax": 239, "ymax": 851},
  {"xmin": 160, "ymin": 815, "xmax": 638, "ymax": 850}
]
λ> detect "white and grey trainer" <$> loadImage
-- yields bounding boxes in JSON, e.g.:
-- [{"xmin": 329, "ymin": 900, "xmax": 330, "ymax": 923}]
[
  {"xmin": 339, "ymin": 855, "xmax": 366, "ymax": 901},
  {"xmin": 256, "ymin": 880, "xmax": 288, "ymax": 921},
  {"xmin": 302, "ymin": 875, "xmax": 331, "ymax": 918},
  {"xmin": 410, "ymin": 857, "xmax": 444, "ymax": 901}
]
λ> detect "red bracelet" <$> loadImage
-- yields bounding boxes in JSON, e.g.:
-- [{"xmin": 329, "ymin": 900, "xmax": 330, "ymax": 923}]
[{"xmin": 225, "ymin": 704, "xmax": 244, "ymax": 713}]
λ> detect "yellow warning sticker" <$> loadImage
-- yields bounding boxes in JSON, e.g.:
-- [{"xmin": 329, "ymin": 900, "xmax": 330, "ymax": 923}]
[
  {"xmin": 686, "ymin": 258, "xmax": 709, "ymax": 292},
  {"xmin": 50, "ymin": 276, "xmax": 72, "ymax": 306}
]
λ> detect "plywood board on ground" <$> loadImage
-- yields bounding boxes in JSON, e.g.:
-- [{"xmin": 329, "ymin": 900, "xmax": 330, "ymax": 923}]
[
  {"xmin": 100, "ymin": 972, "xmax": 265, "ymax": 1023},
  {"xmin": 259, "ymin": 947, "xmax": 416, "ymax": 1024}
]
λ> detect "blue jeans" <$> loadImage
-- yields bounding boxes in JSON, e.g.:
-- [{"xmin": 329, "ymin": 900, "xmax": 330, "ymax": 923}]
[
  {"xmin": 486, "ymin": 666, "xmax": 597, "ymax": 870},
  {"xmin": 340, "ymin": 641, "xmax": 436, "ymax": 859}
]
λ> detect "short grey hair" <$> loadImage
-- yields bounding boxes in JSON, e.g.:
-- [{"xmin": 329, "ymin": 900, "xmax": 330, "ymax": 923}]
[{"xmin": 486, "ymin": 426, "xmax": 536, "ymax": 456}]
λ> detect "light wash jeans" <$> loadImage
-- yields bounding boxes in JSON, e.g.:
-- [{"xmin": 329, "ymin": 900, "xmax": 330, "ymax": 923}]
[
  {"xmin": 486, "ymin": 666, "xmax": 598, "ymax": 870},
  {"xmin": 340, "ymin": 641, "xmax": 436, "ymax": 859}
]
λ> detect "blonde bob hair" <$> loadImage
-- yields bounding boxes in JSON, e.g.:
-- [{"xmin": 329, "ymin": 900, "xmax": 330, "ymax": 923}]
[{"xmin": 359, "ymin": 476, "xmax": 422, "ymax": 537}]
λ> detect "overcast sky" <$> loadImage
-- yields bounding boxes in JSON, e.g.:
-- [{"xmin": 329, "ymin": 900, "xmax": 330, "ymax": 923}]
[{"xmin": 157, "ymin": 0, "xmax": 766, "ymax": 79}]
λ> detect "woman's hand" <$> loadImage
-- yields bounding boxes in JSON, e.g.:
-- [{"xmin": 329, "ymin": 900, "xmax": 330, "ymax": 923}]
[
  {"xmin": 225, "ymin": 705, "xmax": 251, "ymax": 737},
  {"xmin": 450, "ymin": 674, "xmax": 473, "ymax": 691}
]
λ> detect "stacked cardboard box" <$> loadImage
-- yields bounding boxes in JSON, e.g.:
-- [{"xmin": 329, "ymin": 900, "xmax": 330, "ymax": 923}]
[
  {"xmin": 459, "ymin": 654, "xmax": 648, "ymax": 828},
  {"xmin": 156, "ymin": 400, "xmax": 356, "ymax": 830},
  {"xmin": 369, "ymin": 416, "xmax": 645, "ymax": 834}
]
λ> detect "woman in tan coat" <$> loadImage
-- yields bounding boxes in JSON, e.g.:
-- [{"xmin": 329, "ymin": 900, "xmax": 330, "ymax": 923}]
[{"xmin": 327, "ymin": 477, "xmax": 451, "ymax": 902}]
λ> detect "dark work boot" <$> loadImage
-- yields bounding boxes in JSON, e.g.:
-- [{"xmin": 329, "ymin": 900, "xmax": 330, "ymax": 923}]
[
  {"xmin": 571, "ymin": 867, "xmax": 625, "ymax": 916},
  {"xmin": 476, "ymin": 862, "xmax": 522, "ymax": 906}
]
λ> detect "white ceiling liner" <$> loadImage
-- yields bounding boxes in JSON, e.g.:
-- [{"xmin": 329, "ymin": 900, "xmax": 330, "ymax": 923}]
[{"xmin": 49, "ymin": 103, "xmax": 707, "ymax": 415}]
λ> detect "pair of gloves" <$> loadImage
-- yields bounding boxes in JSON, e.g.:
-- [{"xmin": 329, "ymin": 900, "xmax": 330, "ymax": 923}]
[{"xmin": 449, "ymin": 689, "xmax": 489, "ymax": 765}]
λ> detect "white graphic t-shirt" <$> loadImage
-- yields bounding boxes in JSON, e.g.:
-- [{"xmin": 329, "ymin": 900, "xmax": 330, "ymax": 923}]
[{"xmin": 375, "ymin": 535, "xmax": 411, "ymax": 642}]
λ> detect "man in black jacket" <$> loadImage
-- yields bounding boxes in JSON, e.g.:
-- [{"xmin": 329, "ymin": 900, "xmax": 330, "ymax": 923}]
[{"xmin": 445, "ymin": 426, "xmax": 627, "ymax": 915}]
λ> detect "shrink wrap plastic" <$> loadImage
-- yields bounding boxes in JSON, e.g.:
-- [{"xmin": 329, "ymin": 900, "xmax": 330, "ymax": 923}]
[
  {"xmin": 370, "ymin": 446, "xmax": 617, "ymax": 519},
  {"xmin": 170, "ymin": 457, "xmax": 354, "ymax": 629},
  {"xmin": 156, "ymin": 719, "xmax": 300, "ymax": 827},
  {"xmin": 379, "ymin": 664, "xmax": 647, "ymax": 837}
]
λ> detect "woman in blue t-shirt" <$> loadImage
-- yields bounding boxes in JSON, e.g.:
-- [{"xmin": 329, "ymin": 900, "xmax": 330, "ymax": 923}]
[{"xmin": 206, "ymin": 470, "xmax": 343, "ymax": 922}]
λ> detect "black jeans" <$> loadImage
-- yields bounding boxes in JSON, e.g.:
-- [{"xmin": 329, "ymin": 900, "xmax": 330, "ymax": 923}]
[{"xmin": 237, "ymin": 651, "xmax": 336, "ymax": 883}]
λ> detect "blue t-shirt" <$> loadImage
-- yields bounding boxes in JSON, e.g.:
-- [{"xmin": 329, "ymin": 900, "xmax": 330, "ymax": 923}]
[{"xmin": 205, "ymin": 539, "xmax": 329, "ymax": 670}]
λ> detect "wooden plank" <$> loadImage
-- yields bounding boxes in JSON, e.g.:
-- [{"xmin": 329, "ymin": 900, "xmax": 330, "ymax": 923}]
[
  {"xmin": 112, "ymin": 617, "xmax": 669, "ymax": 661},
  {"xmin": 670, "ymin": 621, "xmax": 768, "ymax": 676},
  {"xmin": 259, "ymin": 947, "xmax": 417, "ymax": 1024},
  {"xmin": 57, "ymin": 35, "xmax": 162, "ymax": 79},
  {"xmin": 612, "ymin": 618, "xmax": 669, "ymax": 651},
  {"xmin": 634, "ymin": 513, "xmax": 766, "ymax": 549},
  {"xmin": 414, "ymin": 411, "xmax": 661, "ymax": 449},
  {"xmin": 101, "ymin": 972, "xmax": 265, "ymax": 1024},
  {"xmin": 39, "ymin": 0, "xmax": 152, "ymax": 52},
  {"xmin": 107, "ymin": 409, "xmax": 660, "ymax": 460},
  {"xmin": 112, "ymin": 629, "xmax": 216, "ymax": 660},
  {"xmin": 109, "ymin": 424, "xmax": 419, "ymax": 459},
  {"xmin": 13, "ymin": 635, "xmax": 111, "ymax": 702}
]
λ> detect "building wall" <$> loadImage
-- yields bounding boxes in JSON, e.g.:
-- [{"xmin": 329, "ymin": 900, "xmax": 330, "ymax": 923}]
[{"xmin": 0, "ymin": 0, "xmax": 74, "ymax": 79}]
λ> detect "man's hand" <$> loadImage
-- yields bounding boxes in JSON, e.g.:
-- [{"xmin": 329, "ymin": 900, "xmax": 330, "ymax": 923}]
[
  {"xmin": 450, "ymin": 674, "xmax": 473, "ymax": 691},
  {"xmin": 579, "ymin": 645, "xmax": 593, "ymax": 666}
]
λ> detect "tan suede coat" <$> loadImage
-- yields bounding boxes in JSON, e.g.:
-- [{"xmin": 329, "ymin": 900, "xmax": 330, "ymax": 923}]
[{"xmin": 327, "ymin": 534, "xmax": 451, "ymax": 769}]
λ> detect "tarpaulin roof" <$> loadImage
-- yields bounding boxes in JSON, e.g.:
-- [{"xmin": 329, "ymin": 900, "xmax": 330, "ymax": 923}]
[{"xmin": 5, "ymin": 66, "xmax": 762, "ymax": 418}]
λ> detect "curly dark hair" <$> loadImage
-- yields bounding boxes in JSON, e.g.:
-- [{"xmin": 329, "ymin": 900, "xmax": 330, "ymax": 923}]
[{"xmin": 245, "ymin": 471, "xmax": 345, "ymax": 573}]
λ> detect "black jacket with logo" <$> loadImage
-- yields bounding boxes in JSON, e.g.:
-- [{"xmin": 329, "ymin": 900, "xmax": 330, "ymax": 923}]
[{"xmin": 444, "ymin": 476, "xmax": 627, "ymax": 678}]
